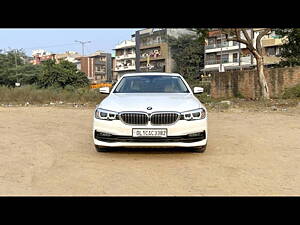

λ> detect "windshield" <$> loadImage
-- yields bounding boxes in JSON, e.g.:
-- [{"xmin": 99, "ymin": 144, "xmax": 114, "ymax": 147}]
[{"xmin": 113, "ymin": 75, "xmax": 190, "ymax": 93}]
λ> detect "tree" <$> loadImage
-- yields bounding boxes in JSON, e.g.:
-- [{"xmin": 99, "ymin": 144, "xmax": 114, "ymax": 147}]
[
  {"xmin": 0, "ymin": 49, "xmax": 40, "ymax": 86},
  {"xmin": 37, "ymin": 59, "xmax": 89, "ymax": 88},
  {"xmin": 168, "ymin": 33, "xmax": 205, "ymax": 79},
  {"xmin": 276, "ymin": 28, "xmax": 300, "ymax": 66},
  {"xmin": 209, "ymin": 28, "xmax": 272, "ymax": 99}
]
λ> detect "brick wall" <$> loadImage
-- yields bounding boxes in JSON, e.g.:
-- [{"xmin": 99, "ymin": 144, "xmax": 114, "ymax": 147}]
[
  {"xmin": 210, "ymin": 66, "xmax": 300, "ymax": 99},
  {"xmin": 79, "ymin": 57, "xmax": 92, "ymax": 78}
]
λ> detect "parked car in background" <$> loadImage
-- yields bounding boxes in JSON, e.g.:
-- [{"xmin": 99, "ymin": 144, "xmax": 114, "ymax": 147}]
[{"xmin": 93, "ymin": 73, "xmax": 208, "ymax": 153}]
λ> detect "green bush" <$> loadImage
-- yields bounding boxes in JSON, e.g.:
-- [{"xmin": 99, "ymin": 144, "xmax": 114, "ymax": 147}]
[
  {"xmin": 37, "ymin": 60, "xmax": 89, "ymax": 89},
  {"xmin": 282, "ymin": 83, "xmax": 300, "ymax": 98}
]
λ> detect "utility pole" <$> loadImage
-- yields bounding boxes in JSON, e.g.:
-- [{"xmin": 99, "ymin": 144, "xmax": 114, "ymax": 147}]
[
  {"xmin": 13, "ymin": 49, "xmax": 20, "ymax": 86},
  {"xmin": 15, "ymin": 49, "xmax": 17, "ymax": 69},
  {"xmin": 135, "ymin": 30, "xmax": 141, "ymax": 72},
  {"xmin": 239, "ymin": 42, "xmax": 242, "ymax": 70},
  {"xmin": 75, "ymin": 40, "xmax": 91, "ymax": 56},
  {"xmin": 220, "ymin": 32, "xmax": 223, "ymax": 72}
]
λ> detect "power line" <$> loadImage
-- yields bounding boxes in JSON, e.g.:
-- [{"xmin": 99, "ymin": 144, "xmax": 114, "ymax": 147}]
[
  {"xmin": 1, "ymin": 43, "xmax": 79, "ymax": 54},
  {"xmin": 22, "ymin": 43, "xmax": 78, "ymax": 50},
  {"xmin": 1, "ymin": 40, "xmax": 95, "ymax": 56}
]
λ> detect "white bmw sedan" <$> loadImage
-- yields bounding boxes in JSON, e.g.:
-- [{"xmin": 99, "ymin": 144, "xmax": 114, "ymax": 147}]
[{"xmin": 93, "ymin": 73, "xmax": 208, "ymax": 153}]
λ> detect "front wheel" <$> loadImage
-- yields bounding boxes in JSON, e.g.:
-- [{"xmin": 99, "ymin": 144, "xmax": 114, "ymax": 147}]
[
  {"xmin": 192, "ymin": 144, "xmax": 207, "ymax": 153},
  {"xmin": 95, "ymin": 145, "xmax": 110, "ymax": 152}
]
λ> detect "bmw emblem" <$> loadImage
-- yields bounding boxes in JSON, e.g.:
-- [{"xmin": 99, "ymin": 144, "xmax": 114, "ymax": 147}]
[{"xmin": 147, "ymin": 106, "xmax": 152, "ymax": 110}]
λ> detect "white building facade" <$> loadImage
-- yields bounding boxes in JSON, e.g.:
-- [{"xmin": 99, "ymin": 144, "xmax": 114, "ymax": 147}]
[
  {"xmin": 203, "ymin": 29, "xmax": 284, "ymax": 72},
  {"xmin": 113, "ymin": 39, "xmax": 136, "ymax": 79},
  {"xmin": 203, "ymin": 29, "xmax": 257, "ymax": 72}
]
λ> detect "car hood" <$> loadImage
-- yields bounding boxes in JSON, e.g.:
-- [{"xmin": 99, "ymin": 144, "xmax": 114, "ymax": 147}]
[{"xmin": 98, "ymin": 93, "xmax": 204, "ymax": 113}]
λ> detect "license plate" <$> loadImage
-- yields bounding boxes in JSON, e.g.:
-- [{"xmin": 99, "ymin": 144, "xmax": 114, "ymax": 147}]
[{"xmin": 132, "ymin": 129, "xmax": 167, "ymax": 138}]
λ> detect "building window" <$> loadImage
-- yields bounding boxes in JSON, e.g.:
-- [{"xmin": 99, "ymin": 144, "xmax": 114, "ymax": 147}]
[
  {"xmin": 266, "ymin": 47, "xmax": 276, "ymax": 56},
  {"xmin": 127, "ymin": 48, "xmax": 133, "ymax": 54},
  {"xmin": 208, "ymin": 38, "xmax": 215, "ymax": 45},
  {"xmin": 96, "ymin": 65, "xmax": 106, "ymax": 73},
  {"xmin": 218, "ymin": 54, "xmax": 229, "ymax": 63},
  {"xmin": 233, "ymin": 53, "xmax": 238, "ymax": 62}
]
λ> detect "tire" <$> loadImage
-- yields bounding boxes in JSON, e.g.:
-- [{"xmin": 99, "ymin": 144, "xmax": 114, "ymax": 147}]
[
  {"xmin": 95, "ymin": 145, "xmax": 110, "ymax": 152},
  {"xmin": 192, "ymin": 144, "xmax": 207, "ymax": 153}
]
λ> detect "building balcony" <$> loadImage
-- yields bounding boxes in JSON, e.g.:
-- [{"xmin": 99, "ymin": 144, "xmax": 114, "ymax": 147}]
[
  {"xmin": 206, "ymin": 42, "xmax": 230, "ymax": 49},
  {"xmin": 116, "ymin": 53, "xmax": 136, "ymax": 59},
  {"xmin": 264, "ymin": 55, "xmax": 281, "ymax": 65},
  {"xmin": 261, "ymin": 38, "xmax": 284, "ymax": 47},
  {"xmin": 205, "ymin": 58, "xmax": 238, "ymax": 65},
  {"xmin": 205, "ymin": 57, "xmax": 255, "ymax": 65},
  {"xmin": 140, "ymin": 42, "xmax": 167, "ymax": 50},
  {"xmin": 115, "ymin": 65, "xmax": 136, "ymax": 71},
  {"xmin": 95, "ymin": 70, "xmax": 106, "ymax": 74},
  {"xmin": 205, "ymin": 56, "xmax": 255, "ymax": 69},
  {"xmin": 95, "ymin": 60, "xmax": 106, "ymax": 65},
  {"xmin": 140, "ymin": 39, "xmax": 164, "ymax": 48},
  {"xmin": 114, "ymin": 40, "xmax": 135, "ymax": 50},
  {"xmin": 140, "ymin": 55, "xmax": 165, "ymax": 62},
  {"xmin": 205, "ymin": 42, "xmax": 240, "ymax": 53}
]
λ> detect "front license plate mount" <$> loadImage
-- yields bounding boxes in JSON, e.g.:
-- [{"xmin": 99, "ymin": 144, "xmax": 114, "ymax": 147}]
[{"xmin": 132, "ymin": 128, "xmax": 167, "ymax": 138}]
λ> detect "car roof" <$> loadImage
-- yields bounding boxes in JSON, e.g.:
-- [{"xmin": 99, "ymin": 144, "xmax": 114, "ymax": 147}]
[{"xmin": 122, "ymin": 72, "xmax": 181, "ymax": 77}]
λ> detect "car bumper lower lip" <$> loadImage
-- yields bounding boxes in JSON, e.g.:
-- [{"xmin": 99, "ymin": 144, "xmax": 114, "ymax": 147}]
[
  {"xmin": 93, "ymin": 117, "xmax": 207, "ymax": 147},
  {"xmin": 94, "ymin": 130, "xmax": 207, "ymax": 147},
  {"xmin": 94, "ymin": 139, "xmax": 207, "ymax": 147}
]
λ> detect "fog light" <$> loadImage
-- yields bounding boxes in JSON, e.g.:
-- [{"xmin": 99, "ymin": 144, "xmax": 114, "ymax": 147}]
[
  {"xmin": 100, "ymin": 132, "xmax": 112, "ymax": 137},
  {"xmin": 96, "ymin": 131, "xmax": 112, "ymax": 137},
  {"xmin": 188, "ymin": 132, "xmax": 201, "ymax": 137}
]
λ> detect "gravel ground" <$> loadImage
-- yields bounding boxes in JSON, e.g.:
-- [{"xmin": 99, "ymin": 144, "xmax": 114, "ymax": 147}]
[{"xmin": 0, "ymin": 106, "xmax": 299, "ymax": 196}]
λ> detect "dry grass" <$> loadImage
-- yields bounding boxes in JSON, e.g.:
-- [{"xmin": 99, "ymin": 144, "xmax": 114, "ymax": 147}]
[
  {"xmin": 0, "ymin": 85, "xmax": 106, "ymax": 105},
  {"xmin": 0, "ymin": 85, "xmax": 299, "ymax": 112}
]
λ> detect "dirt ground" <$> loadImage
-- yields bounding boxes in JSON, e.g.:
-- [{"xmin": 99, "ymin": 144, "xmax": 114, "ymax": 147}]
[{"xmin": 0, "ymin": 106, "xmax": 299, "ymax": 196}]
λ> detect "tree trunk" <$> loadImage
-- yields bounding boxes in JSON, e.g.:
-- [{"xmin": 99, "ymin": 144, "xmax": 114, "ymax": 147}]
[{"xmin": 256, "ymin": 56, "xmax": 270, "ymax": 99}]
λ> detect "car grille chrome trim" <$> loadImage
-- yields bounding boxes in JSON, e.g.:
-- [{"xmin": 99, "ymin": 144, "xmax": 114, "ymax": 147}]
[
  {"xmin": 150, "ymin": 112, "xmax": 180, "ymax": 125},
  {"xmin": 119, "ymin": 111, "xmax": 180, "ymax": 126},
  {"xmin": 119, "ymin": 112, "xmax": 149, "ymax": 125}
]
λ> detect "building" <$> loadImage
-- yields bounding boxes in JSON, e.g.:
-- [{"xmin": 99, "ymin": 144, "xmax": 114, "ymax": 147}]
[
  {"xmin": 203, "ymin": 29, "xmax": 285, "ymax": 72},
  {"xmin": 261, "ymin": 31, "xmax": 285, "ymax": 67},
  {"xmin": 203, "ymin": 29, "xmax": 254, "ymax": 72},
  {"xmin": 31, "ymin": 49, "xmax": 56, "ymax": 65},
  {"xmin": 54, "ymin": 51, "xmax": 82, "ymax": 70},
  {"xmin": 134, "ymin": 28, "xmax": 196, "ymax": 73},
  {"xmin": 113, "ymin": 39, "xmax": 136, "ymax": 80},
  {"xmin": 111, "ymin": 53, "xmax": 117, "ymax": 81},
  {"xmin": 54, "ymin": 51, "xmax": 81, "ymax": 63},
  {"xmin": 76, "ymin": 51, "xmax": 112, "ymax": 84},
  {"xmin": 30, "ymin": 49, "xmax": 82, "ymax": 66}
]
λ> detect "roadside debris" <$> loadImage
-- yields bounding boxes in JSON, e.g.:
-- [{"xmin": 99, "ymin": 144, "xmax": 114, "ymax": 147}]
[{"xmin": 271, "ymin": 106, "xmax": 278, "ymax": 111}]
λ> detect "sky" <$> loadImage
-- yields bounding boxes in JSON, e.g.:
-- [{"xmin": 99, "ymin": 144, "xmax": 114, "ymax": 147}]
[{"xmin": 0, "ymin": 28, "xmax": 140, "ymax": 56}]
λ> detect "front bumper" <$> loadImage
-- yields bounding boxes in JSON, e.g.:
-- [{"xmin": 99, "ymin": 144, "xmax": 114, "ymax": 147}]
[{"xmin": 93, "ymin": 118, "xmax": 207, "ymax": 147}]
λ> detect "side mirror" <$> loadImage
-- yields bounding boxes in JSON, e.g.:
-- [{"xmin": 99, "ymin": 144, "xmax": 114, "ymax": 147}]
[
  {"xmin": 99, "ymin": 87, "xmax": 110, "ymax": 94},
  {"xmin": 193, "ymin": 87, "xmax": 204, "ymax": 94}
]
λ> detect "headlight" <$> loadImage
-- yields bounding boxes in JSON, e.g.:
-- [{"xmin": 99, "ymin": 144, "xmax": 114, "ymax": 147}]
[
  {"xmin": 181, "ymin": 108, "xmax": 206, "ymax": 120},
  {"xmin": 95, "ymin": 108, "xmax": 118, "ymax": 120}
]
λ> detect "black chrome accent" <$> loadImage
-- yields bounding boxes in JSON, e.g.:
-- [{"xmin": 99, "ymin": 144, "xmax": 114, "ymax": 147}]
[
  {"xmin": 150, "ymin": 112, "xmax": 180, "ymax": 125},
  {"xmin": 94, "ymin": 131, "xmax": 206, "ymax": 143},
  {"xmin": 119, "ymin": 111, "xmax": 180, "ymax": 126},
  {"xmin": 119, "ymin": 112, "xmax": 149, "ymax": 125}
]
